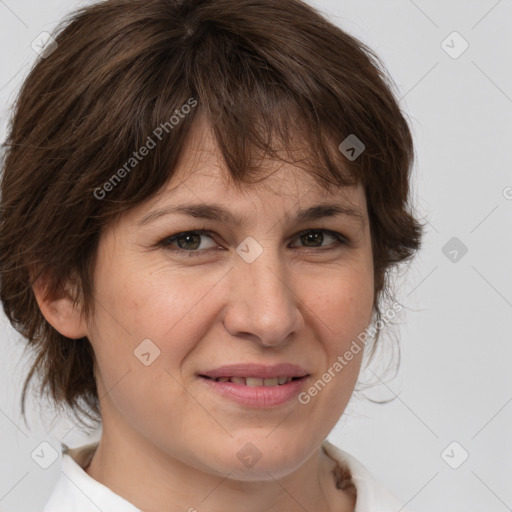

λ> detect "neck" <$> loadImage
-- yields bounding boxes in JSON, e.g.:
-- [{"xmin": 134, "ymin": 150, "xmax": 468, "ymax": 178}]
[{"xmin": 85, "ymin": 417, "xmax": 355, "ymax": 512}]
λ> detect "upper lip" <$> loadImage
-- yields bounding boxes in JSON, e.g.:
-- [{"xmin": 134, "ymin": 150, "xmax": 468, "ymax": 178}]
[{"xmin": 199, "ymin": 363, "xmax": 310, "ymax": 379}]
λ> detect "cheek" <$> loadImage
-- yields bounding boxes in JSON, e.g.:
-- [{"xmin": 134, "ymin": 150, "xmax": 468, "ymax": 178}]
[
  {"xmin": 292, "ymin": 270, "xmax": 371, "ymax": 431},
  {"xmin": 86, "ymin": 263, "xmax": 205, "ymax": 432},
  {"xmin": 301, "ymin": 265, "xmax": 374, "ymax": 345},
  {"xmin": 126, "ymin": 269, "xmax": 223, "ymax": 343},
  {"xmin": 90, "ymin": 260, "xmax": 224, "ymax": 372},
  {"xmin": 298, "ymin": 266, "xmax": 373, "ymax": 402}
]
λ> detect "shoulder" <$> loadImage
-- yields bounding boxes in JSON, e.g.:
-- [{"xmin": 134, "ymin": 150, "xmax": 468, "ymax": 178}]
[{"xmin": 321, "ymin": 439, "xmax": 414, "ymax": 512}]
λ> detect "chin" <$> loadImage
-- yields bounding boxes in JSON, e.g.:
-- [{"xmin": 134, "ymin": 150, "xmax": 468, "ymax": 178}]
[{"xmin": 205, "ymin": 436, "xmax": 310, "ymax": 480}]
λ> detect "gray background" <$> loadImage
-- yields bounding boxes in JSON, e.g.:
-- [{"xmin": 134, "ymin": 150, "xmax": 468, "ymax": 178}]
[{"xmin": 1, "ymin": 1, "xmax": 511, "ymax": 511}]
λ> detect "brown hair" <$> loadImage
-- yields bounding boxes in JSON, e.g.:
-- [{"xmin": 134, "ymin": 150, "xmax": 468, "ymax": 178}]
[{"xmin": 0, "ymin": 0, "xmax": 424, "ymax": 430}]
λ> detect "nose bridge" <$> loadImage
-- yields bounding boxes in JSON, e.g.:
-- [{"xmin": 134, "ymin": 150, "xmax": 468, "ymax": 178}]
[
  {"xmin": 242, "ymin": 241, "xmax": 292, "ymax": 308},
  {"xmin": 224, "ymin": 240, "xmax": 301, "ymax": 345},
  {"xmin": 245, "ymin": 246, "xmax": 287, "ymax": 299}
]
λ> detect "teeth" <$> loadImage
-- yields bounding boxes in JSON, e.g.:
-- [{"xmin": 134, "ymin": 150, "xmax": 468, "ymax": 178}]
[
  {"xmin": 213, "ymin": 376, "xmax": 295, "ymax": 386},
  {"xmin": 246, "ymin": 377, "xmax": 264, "ymax": 387}
]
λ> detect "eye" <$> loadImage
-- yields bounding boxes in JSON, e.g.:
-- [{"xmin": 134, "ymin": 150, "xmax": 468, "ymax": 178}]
[
  {"xmin": 290, "ymin": 229, "xmax": 347, "ymax": 249},
  {"xmin": 157, "ymin": 228, "xmax": 347, "ymax": 257},
  {"xmin": 159, "ymin": 230, "xmax": 218, "ymax": 256}
]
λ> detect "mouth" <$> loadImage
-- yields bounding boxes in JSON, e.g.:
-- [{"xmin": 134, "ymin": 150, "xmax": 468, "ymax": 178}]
[
  {"xmin": 197, "ymin": 373, "xmax": 310, "ymax": 408},
  {"xmin": 196, "ymin": 363, "xmax": 310, "ymax": 407}
]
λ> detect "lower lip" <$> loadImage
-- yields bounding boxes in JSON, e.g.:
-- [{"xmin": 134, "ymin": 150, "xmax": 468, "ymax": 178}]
[{"xmin": 198, "ymin": 376, "xmax": 309, "ymax": 408}]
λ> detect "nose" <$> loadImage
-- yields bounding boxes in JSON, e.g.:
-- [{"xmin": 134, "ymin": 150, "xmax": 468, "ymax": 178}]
[{"xmin": 222, "ymin": 245, "xmax": 304, "ymax": 347}]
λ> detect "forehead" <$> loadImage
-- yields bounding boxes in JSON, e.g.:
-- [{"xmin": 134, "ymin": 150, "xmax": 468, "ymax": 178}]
[
  {"xmin": 122, "ymin": 117, "xmax": 367, "ymax": 230},
  {"xmin": 161, "ymin": 117, "xmax": 363, "ymax": 204}
]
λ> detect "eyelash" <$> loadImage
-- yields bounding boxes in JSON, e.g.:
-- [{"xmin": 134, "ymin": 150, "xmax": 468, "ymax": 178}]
[{"xmin": 157, "ymin": 229, "xmax": 348, "ymax": 257}]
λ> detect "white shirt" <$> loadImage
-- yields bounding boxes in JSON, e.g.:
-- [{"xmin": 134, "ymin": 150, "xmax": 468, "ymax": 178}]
[{"xmin": 42, "ymin": 440, "xmax": 412, "ymax": 511}]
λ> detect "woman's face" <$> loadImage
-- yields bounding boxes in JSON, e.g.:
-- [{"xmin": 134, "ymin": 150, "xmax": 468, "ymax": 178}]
[{"xmin": 84, "ymin": 120, "xmax": 374, "ymax": 479}]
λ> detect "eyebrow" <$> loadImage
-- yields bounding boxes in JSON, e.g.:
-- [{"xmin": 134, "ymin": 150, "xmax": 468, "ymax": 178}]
[{"xmin": 138, "ymin": 202, "xmax": 366, "ymax": 227}]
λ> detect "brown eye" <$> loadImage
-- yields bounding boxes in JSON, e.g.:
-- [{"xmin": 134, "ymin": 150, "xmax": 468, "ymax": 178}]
[
  {"xmin": 160, "ymin": 230, "xmax": 217, "ymax": 254},
  {"xmin": 300, "ymin": 230, "xmax": 324, "ymax": 247},
  {"xmin": 291, "ymin": 229, "xmax": 346, "ymax": 249}
]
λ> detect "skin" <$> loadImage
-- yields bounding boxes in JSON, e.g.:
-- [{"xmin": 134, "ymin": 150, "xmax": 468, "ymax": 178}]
[{"xmin": 34, "ymin": 118, "xmax": 375, "ymax": 512}]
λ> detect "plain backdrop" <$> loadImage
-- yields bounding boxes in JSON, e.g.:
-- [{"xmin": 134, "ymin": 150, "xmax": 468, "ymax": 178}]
[{"xmin": 1, "ymin": 1, "xmax": 511, "ymax": 511}]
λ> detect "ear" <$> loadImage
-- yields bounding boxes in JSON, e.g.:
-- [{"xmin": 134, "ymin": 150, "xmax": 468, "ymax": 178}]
[{"xmin": 31, "ymin": 270, "xmax": 89, "ymax": 340}]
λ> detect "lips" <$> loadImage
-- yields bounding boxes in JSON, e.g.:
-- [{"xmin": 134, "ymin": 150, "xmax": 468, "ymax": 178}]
[{"xmin": 198, "ymin": 366, "xmax": 310, "ymax": 407}]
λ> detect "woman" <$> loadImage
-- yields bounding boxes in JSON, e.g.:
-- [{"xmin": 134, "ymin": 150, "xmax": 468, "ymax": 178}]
[{"xmin": 0, "ymin": 0, "xmax": 424, "ymax": 510}]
